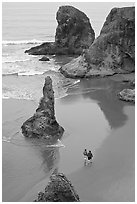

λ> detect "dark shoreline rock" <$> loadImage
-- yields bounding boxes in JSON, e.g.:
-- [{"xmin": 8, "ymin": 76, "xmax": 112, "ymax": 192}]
[
  {"xmin": 25, "ymin": 42, "xmax": 55, "ymax": 55},
  {"xmin": 21, "ymin": 76, "xmax": 64, "ymax": 142},
  {"xmin": 25, "ymin": 5, "xmax": 95, "ymax": 56},
  {"xmin": 60, "ymin": 6, "xmax": 135, "ymax": 78},
  {"xmin": 34, "ymin": 172, "xmax": 80, "ymax": 202},
  {"xmin": 39, "ymin": 56, "xmax": 50, "ymax": 61}
]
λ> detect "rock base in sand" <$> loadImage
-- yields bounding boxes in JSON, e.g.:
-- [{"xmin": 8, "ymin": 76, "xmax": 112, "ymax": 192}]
[{"xmin": 21, "ymin": 76, "xmax": 64, "ymax": 142}]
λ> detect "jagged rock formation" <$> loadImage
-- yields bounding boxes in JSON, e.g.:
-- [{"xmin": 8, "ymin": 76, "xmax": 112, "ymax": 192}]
[
  {"xmin": 25, "ymin": 5, "xmax": 95, "ymax": 55},
  {"xmin": 34, "ymin": 173, "xmax": 80, "ymax": 202},
  {"xmin": 60, "ymin": 6, "xmax": 135, "ymax": 78},
  {"xmin": 21, "ymin": 76, "xmax": 64, "ymax": 141},
  {"xmin": 118, "ymin": 88, "xmax": 135, "ymax": 102},
  {"xmin": 54, "ymin": 6, "xmax": 95, "ymax": 54}
]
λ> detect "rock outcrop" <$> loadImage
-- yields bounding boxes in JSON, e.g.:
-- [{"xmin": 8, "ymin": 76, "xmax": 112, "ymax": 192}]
[
  {"xmin": 25, "ymin": 5, "xmax": 95, "ymax": 55},
  {"xmin": 34, "ymin": 172, "xmax": 80, "ymax": 202},
  {"xmin": 21, "ymin": 76, "xmax": 64, "ymax": 142},
  {"xmin": 39, "ymin": 56, "xmax": 50, "ymax": 61},
  {"xmin": 118, "ymin": 88, "xmax": 135, "ymax": 102},
  {"xmin": 60, "ymin": 6, "xmax": 135, "ymax": 78}
]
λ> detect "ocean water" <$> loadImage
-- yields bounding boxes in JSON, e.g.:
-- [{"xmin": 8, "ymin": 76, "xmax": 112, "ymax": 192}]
[
  {"xmin": 2, "ymin": 2, "xmax": 79, "ymax": 102},
  {"xmin": 2, "ymin": 2, "xmax": 135, "ymax": 202},
  {"xmin": 2, "ymin": 2, "xmax": 134, "ymax": 100}
]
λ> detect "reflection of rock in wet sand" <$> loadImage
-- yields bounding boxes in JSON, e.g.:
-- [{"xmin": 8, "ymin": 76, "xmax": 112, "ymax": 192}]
[
  {"xmin": 6, "ymin": 131, "xmax": 61, "ymax": 174},
  {"xmin": 40, "ymin": 148, "xmax": 60, "ymax": 173},
  {"xmin": 70, "ymin": 77, "xmax": 134, "ymax": 129}
]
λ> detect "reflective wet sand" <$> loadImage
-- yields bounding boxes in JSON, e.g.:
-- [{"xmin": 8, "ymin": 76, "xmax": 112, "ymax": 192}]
[{"xmin": 2, "ymin": 76, "xmax": 135, "ymax": 202}]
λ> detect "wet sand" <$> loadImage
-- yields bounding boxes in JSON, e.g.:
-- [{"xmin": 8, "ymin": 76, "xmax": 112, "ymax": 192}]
[
  {"xmin": 68, "ymin": 106, "xmax": 135, "ymax": 202},
  {"xmin": 19, "ymin": 105, "xmax": 135, "ymax": 202},
  {"xmin": 2, "ymin": 99, "xmax": 59, "ymax": 201},
  {"xmin": 2, "ymin": 75, "xmax": 135, "ymax": 202}
]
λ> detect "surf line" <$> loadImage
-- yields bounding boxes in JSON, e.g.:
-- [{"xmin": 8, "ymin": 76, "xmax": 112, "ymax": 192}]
[
  {"xmin": 2, "ymin": 130, "xmax": 21, "ymax": 143},
  {"xmin": 3, "ymin": 128, "xmax": 65, "ymax": 148},
  {"xmin": 46, "ymin": 139, "xmax": 65, "ymax": 148}
]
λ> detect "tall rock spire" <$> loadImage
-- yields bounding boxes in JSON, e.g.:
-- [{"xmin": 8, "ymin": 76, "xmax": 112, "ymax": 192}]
[{"xmin": 21, "ymin": 76, "xmax": 64, "ymax": 141}]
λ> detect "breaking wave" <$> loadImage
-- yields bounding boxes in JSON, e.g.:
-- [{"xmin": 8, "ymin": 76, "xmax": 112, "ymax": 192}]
[
  {"xmin": 18, "ymin": 70, "xmax": 45, "ymax": 76},
  {"xmin": 2, "ymin": 39, "xmax": 46, "ymax": 45},
  {"xmin": 2, "ymin": 58, "xmax": 30, "ymax": 63}
]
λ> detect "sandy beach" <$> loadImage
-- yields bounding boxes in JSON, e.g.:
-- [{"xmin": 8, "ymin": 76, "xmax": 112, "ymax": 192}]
[
  {"xmin": 19, "ymin": 104, "xmax": 135, "ymax": 202},
  {"xmin": 68, "ymin": 106, "xmax": 135, "ymax": 202},
  {"xmin": 2, "ymin": 75, "xmax": 134, "ymax": 202}
]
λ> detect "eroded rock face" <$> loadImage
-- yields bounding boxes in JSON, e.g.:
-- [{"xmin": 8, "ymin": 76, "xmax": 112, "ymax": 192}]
[
  {"xmin": 60, "ymin": 7, "xmax": 135, "ymax": 78},
  {"xmin": 34, "ymin": 173, "xmax": 80, "ymax": 202},
  {"xmin": 25, "ymin": 5, "xmax": 95, "ymax": 55},
  {"xmin": 54, "ymin": 6, "xmax": 95, "ymax": 54},
  {"xmin": 21, "ymin": 76, "xmax": 64, "ymax": 141}
]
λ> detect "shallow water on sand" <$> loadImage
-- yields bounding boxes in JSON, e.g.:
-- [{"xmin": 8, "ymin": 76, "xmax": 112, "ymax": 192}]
[
  {"xmin": 2, "ymin": 77, "xmax": 134, "ymax": 202},
  {"xmin": 68, "ymin": 105, "xmax": 135, "ymax": 202}
]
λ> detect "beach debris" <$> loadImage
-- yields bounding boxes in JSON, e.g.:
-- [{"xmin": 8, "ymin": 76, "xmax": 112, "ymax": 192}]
[
  {"xmin": 34, "ymin": 173, "xmax": 80, "ymax": 202},
  {"xmin": 21, "ymin": 76, "xmax": 64, "ymax": 142}
]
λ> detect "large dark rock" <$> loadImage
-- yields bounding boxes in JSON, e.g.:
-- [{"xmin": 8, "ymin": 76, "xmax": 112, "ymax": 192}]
[
  {"xmin": 21, "ymin": 76, "xmax": 64, "ymax": 141},
  {"xmin": 25, "ymin": 42, "xmax": 55, "ymax": 55},
  {"xmin": 25, "ymin": 5, "xmax": 95, "ymax": 55},
  {"xmin": 54, "ymin": 6, "xmax": 95, "ymax": 54},
  {"xmin": 34, "ymin": 172, "xmax": 80, "ymax": 202},
  {"xmin": 60, "ymin": 7, "xmax": 135, "ymax": 78}
]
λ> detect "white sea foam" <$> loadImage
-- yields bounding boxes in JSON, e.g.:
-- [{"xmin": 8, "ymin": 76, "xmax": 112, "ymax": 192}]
[
  {"xmin": 2, "ymin": 90, "xmax": 34, "ymax": 101},
  {"xmin": 2, "ymin": 96, "xmax": 10, "ymax": 99},
  {"xmin": 67, "ymin": 79, "xmax": 80, "ymax": 87},
  {"xmin": 3, "ymin": 58, "xmax": 30, "ymax": 63},
  {"xmin": 2, "ymin": 88, "xmax": 68, "ymax": 101},
  {"xmin": 2, "ymin": 39, "xmax": 46, "ymax": 45},
  {"xmin": 46, "ymin": 139, "xmax": 65, "ymax": 148},
  {"xmin": 18, "ymin": 70, "xmax": 44, "ymax": 76},
  {"xmin": 2, "ymin": 67, "xmax": 45, "ymax": 76},
  {"xmin": 2, "ymin": 136, "xmax": 11, "ymax": 143}
]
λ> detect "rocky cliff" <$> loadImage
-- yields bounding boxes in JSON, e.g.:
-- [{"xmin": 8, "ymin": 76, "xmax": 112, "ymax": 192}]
[
  {"xmin": 60, "ymin": 6, "xmax": 135, "ymax": 78},
  {"xmin": 25, "ymin": 5, "xmax": 95, "ymax": 55},
  {"xmin": 21, "ymin": 76, "xmax": 64, "ymax": 142},
  {"xmin": 34, "ymin": 172, "xmax": 80, "ymax": 202}
]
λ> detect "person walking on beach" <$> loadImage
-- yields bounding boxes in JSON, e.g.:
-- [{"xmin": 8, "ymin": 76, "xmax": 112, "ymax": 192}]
[
  {"xmin": 83, "ymin": 149, "xmax": 88, "ymax": 165},
  {"xmin": 87, "ymin": 150, "xmax": 93, "ymax": 164}
]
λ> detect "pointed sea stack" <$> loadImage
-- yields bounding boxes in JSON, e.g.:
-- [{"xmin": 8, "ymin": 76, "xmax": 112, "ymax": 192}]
[
  {"xmin": 25, "ymin": 5, "xmax": 95, "ymax": 55},
  {"xmin": 54, "ymin": 5, "xmax": 95, "ymax": 54},
  {"xmin": 21, "ymin": 76, "xmax": 64, "ymax": 141},
  {"xmin": 34, "ymin": 173, "xmax": 80, "ymax": 202}
]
